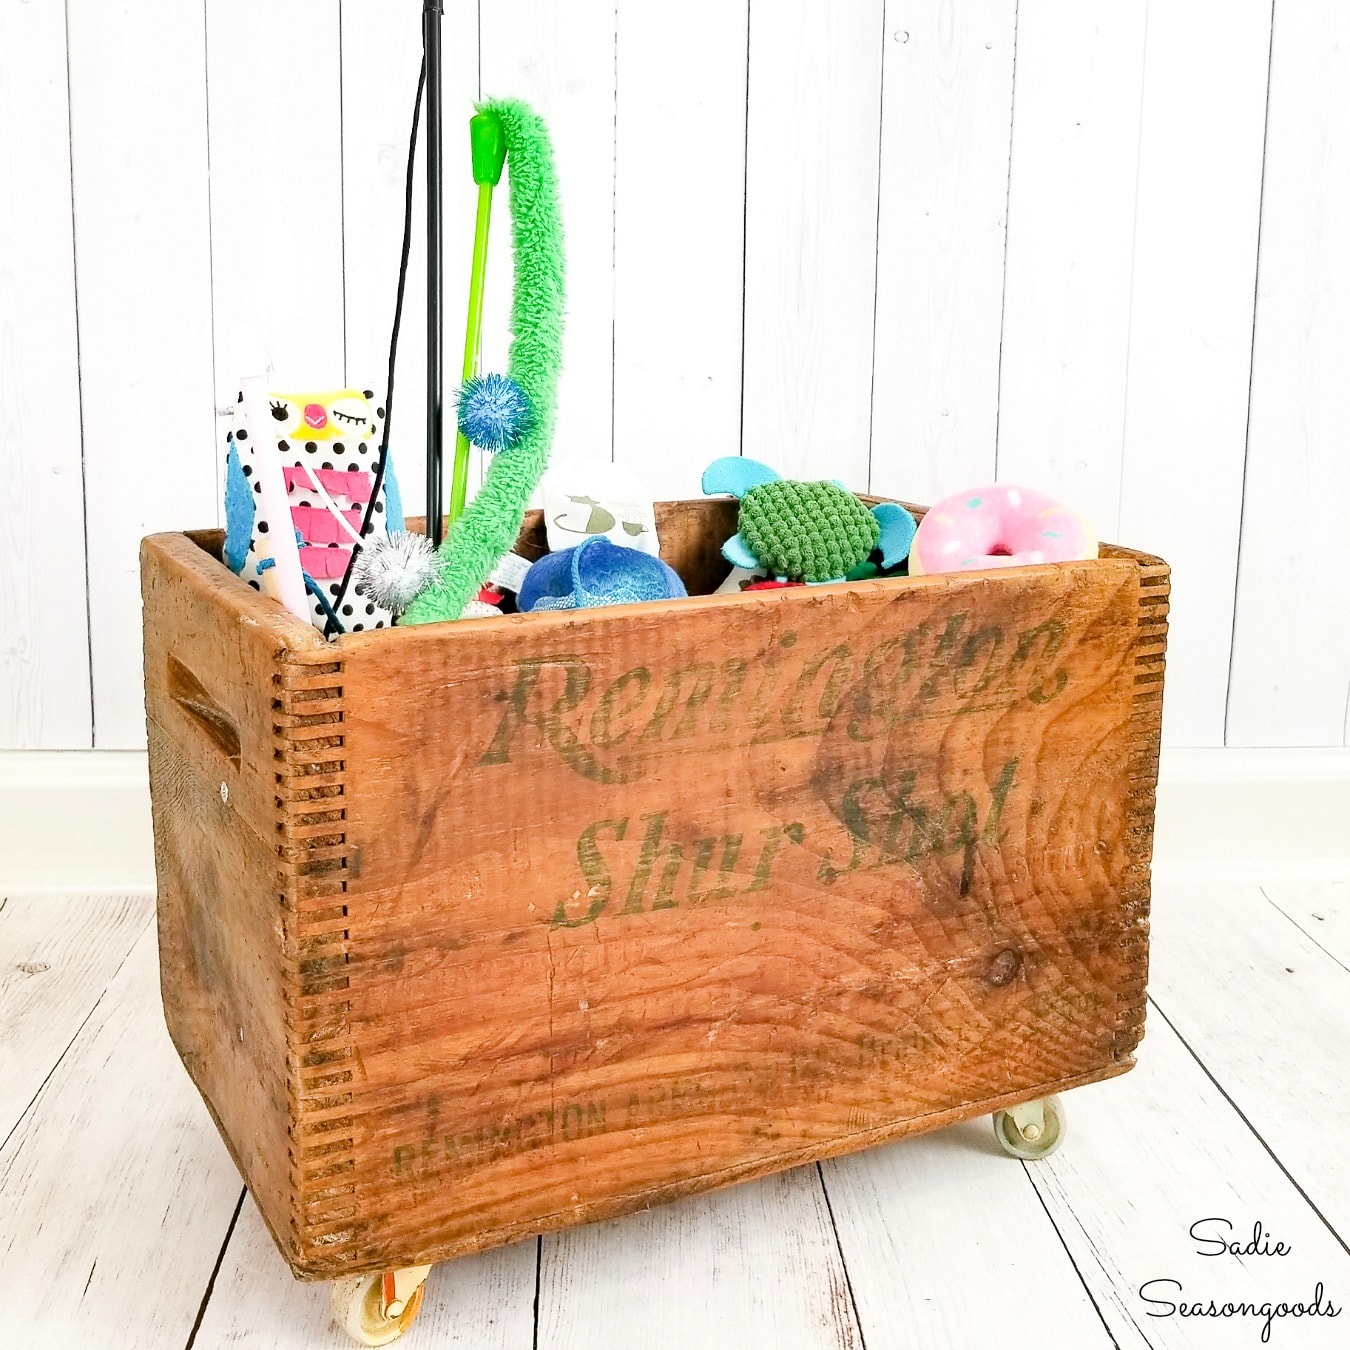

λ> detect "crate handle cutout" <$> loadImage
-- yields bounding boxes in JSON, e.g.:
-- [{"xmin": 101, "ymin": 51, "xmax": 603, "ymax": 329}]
[{"xmin": 166, "ymin": 655, "xmax": 242, "ymax": 769}]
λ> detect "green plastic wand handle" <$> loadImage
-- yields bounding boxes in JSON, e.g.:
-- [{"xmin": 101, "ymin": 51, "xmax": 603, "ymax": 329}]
[{"xmin": 448, "ymin": 112, "xmax": 507, "ymax": 529}]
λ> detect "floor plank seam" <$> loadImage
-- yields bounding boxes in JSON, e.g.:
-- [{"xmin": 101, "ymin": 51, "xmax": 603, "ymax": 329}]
[
  {"xmin": 1146, "ymin": 994, "xmax": 1350, "ymax": 1259},
  {"xmin": 1023, "ymin": 1164, "xmax": 1132, "ymax": 1350},
  {"xmin": 184, "ymin": 1186, "xmax": 246, "ymax": 1350},
  {"xmin": 1258, "ymin": 885, "xmax": 1350, "ymax": 977},
  {"xmin": 0, "ymin": 910, "xmax": 154, "ymax": 1156},
  {"xmin": 531, "ymin": 1234, "xmax": 542, "ymax": 1350},
  {"xmin": 815, "ymin": 1162, "xmax": 868, "ymax": 1350}
]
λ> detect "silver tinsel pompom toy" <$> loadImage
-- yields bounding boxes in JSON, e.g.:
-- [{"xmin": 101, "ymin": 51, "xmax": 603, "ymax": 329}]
[{"xmin": 351, "ymin": 531, "xmax": 439, "ymax": 616}]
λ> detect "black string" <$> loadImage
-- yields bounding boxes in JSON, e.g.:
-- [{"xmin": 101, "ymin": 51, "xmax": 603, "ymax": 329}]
[{"xmin": 325, "ymin": 54, "xmax": 427, "ymax": 637}]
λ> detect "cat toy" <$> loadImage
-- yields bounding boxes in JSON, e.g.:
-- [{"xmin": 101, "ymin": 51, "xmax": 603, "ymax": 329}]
[
  {"xmin": 401, "ymin": 99, "xmax": 565, "ymax": 626},
  {"xmin": 447, "ymin": 112, "xmax": 509, "ymax": 522},
  {"xmin": 702, "ymin": 457, "xmax": 917, "ymax": 583}
]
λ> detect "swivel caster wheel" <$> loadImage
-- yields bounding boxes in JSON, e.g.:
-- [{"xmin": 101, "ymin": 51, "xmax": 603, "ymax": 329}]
[
  {"xmin": 331, "ymin": 1264, "xmax": 432, "ymax": 1345},
  {"xmin": 992, "ymin": 1095, "xmax": 1065, "ymax": 1160}
]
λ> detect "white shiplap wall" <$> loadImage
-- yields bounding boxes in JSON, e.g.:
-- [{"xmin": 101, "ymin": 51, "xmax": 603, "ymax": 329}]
[{"xmin": 2, "ymin": 0, "xmax": 1346, "ymax": 751}]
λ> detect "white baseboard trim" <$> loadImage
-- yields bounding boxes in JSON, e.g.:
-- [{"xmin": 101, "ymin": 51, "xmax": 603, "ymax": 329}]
[
  {"xmin": 2, "ymin": 747, "xmax": 1347, "ymax": 896},
  {"xmin": 0, "ymin": 751, "xmax": 155, "ymax": 896},
  {"xmin": 1151, "ymin": 748, "xmax": 1350, "ymax": 880}
]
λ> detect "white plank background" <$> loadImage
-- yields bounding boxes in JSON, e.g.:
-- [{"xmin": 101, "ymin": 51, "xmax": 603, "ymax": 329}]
[
  {"xmin": 64, "ymin": 0, "xmax": 217, "ymax": 749},
  {"xmin": 995, "ymin": 0, "xmax": 1148, "ymax": 529},
  {"xmin": 868, "ymin": 0, "xmax": 1018, "ymax": 507},
  {"xmin": 0, "ymin": 0, "xmax": 90, "ymax": 748},
  {"xmin": 1118, "ymin": 0, "xmax": 1272, "ymax": 749},
  {"xmin": 741, "ymin": 0, "xmax": 884, "ymax": 488},
  {"xmin": 612, "ymin": 0, "xmax": 749, "ymax": 499},
  {"xmin": 4, "ymin": 0, "xmax": 1349, "ymax": 751},
  {"xmin": 1226, "ymin": 0, "xmax": 1350, "ymax": 747}
]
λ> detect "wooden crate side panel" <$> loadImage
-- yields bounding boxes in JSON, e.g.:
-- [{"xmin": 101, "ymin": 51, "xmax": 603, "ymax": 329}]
[
  {"xmin": 312, "ymin": 557, "xmax": 1150, "ymax": 1271},
  {"xmin": 142, "ymin": 529, "xmax": 308, "ymax": 1256},
  {"xmin": 147, "ymin": 718, "xmax": 293, "ymax": 1248},
  {"xmin": 141, "ymin": 532, "xmax": 329, "ymax": 845},
  {"xmin": 141, "ymin": 531, "xmax": 357, "ymax": 1271}
]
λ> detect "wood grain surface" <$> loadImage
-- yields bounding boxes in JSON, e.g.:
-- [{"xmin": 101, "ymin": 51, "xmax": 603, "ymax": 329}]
[
  {"xmin": 11, "ymin": 877, "xmax": 1350, "ymax": 1347},
  {"xmin": 0, "ymin": 894, "xmax": 151, "ymax": 1147},
  {"xmin": 143, "ymin": 498, "xmax": 1166, "ymax": 1278},
  {"xmin": 0, "ymin": 927, "xmax": 244, "ymax": 1348}
]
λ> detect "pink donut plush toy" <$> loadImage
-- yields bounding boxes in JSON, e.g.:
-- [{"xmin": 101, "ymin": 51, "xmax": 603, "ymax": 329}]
[{"xmin": 909, "ymin": 483, "xmax": 1096, "ymax": 576}]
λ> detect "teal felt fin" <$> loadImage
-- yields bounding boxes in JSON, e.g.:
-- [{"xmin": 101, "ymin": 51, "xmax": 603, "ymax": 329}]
[
  {"xmin": 382, "ymin": 457, "xmax": 405, "ymax": 531},
  {"xmin": 223, "ymin": 439, "xmax": 254, "ymax": 574},
  {"xmin": 702, "ymin": 456, "xmax": 781, "ymax": 499},
  {"xmin": 721, "ymin": 533, "xmax": 761, "ymax": 569},
  {"xmin": 872, "ymin": 501, "xmax": 918, "ymax": 568}
]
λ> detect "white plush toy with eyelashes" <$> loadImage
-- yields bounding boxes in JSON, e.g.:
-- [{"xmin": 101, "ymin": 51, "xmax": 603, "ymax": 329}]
[{"xmin": 223, "ymin": 387, "xmax": 404, "ymax": 635}]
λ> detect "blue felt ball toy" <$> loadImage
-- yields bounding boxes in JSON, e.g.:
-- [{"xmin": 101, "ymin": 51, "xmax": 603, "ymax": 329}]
[
  {"xmin": 519, "ymin": 537, "xmax": 687, "ymax": 613},
  {"xmin": 457, "ymin": 372, "xmax": 533, "ymax": 453}
]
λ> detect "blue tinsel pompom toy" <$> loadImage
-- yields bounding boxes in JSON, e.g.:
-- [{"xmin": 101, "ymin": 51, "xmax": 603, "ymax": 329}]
[{"xmin": 457, "ymin": 372, "xmax": 533, "ymax": 453}]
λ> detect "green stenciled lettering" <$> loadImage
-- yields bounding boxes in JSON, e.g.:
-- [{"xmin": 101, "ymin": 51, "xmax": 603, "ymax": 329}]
[
  {"xmin": 551, "ymin": 817, "xmax": 628, "ymax": 928},
  {"xmin": 819, "ymin": 778, "xmax": 884, "ymax": 881},
  {"xmin": 984, "ymin": 757, "xmax": 1019, "ymax": 843},
  {"xmin": 784, "ymin": 643, "xmax": 853, "ymax": 734},
  {"xmin": 846, "ymin": 634, "xmax": 908, "ymax": 740},
  {"xmin": 671, "ymin": 663, "xmax": 718, "ymax": 738},
  {"xmin": 688, "ymin": 832, "xmax": 743, "ymax": 904},
  {"xmin": 953, "ymin": 626, "xmax": 1004, "ymax": 698},
  {"xmin": 393, "ymin": 1145, "xmax": 416, "ymax": 1176},
  {"xmin": 918, "ymin": 613, "xmax": 970, "ymax": 702},
  {"xmin": 480, "ymin": 655, "xmax": 630, "ymax": 783},
  {"xmin": 641, "ymin": 663, "xmax": 717, "ymax": 741},
  {"xmin": 534, "ymin": 657, "xmax": 622, "ymax": 782},
  {"xmin": 589, "ymin": 667, "xmax": 651, "ymax": 746},
  {"xmin": 746, "ymin": 822, "xmax": 804, "ymax": 892},
  {"xmin": 1008, "ymin": 621, "xmax": 1068, "ymax": 703},
  {"xmin": 746, "ymin": 653, "xmax": 791, "ymax": 730},
  {"xmin": 478, "ymin": 659, "xmax": 546, "ymax": 765},
  {"xmin": 708, "ymin": 658, "xmax": 748, "ymax": 733},
  {"xmin": 622, "ymin": 812, "xmax": 684, "ymax": 913},
  {"xmin": 586, "ymin": 1100, "xmax": 606, "ymax": 1133},
  {"xmin": 936, "ymin": 792, "xmax": 979, "ymax": 854}
]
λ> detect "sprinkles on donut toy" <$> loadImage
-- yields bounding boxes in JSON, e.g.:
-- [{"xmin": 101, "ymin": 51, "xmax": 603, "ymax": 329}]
[
  {"xmin": 702, "ymin": 456, "xmax": 917, "ymax": 584},
  {"xmin": 909, "ymin": 483, "xmax": 1097, "ymax": 576}
]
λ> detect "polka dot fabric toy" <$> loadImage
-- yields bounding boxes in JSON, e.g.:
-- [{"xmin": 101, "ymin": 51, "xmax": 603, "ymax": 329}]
[
  {"xmin": 909, "ymin": 483, "xmax": 1096, "ymax": 575},
  {"xmin": 223, "ymin": 387, "xmax": 405, "ymax": 634}
]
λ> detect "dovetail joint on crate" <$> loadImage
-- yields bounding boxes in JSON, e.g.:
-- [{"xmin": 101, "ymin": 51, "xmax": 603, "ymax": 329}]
[
  {"xmin": 272, "ymin": 655, "xmax": 360, "ymax": 1257},
  {"xmin": 1114, "ymin": 558, "xmax": 1169, "ymax": 1063}
]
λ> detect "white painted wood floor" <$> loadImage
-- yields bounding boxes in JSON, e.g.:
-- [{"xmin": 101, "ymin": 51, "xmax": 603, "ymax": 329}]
[{"xmin": 2, "ymin": 878, "xmax": 1347, "ymax": 1350}]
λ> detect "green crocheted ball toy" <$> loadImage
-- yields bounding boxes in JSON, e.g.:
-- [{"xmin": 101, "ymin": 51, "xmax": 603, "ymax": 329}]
[
  {"xmin": 740, "ymin": 480, "xmax": 880, "ymax": 583},
  {"xmin": 702, "ymin": 457, "xmax": 918, "ymax": 584}
]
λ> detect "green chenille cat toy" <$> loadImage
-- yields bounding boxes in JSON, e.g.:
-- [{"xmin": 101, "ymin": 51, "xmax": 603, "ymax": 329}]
[
  {"xmin": 702, "ymin": 457, "xmax": 917, "ymax": 583},
  {"xmin": 399, "ymin": 98, "xmax": 565, "ymax": 626}
]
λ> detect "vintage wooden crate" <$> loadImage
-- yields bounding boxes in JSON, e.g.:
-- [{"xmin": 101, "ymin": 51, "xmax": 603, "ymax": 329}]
[{"xmin": 141, "ymin": 497, "xmax": 1168, "ymax": 1281}]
